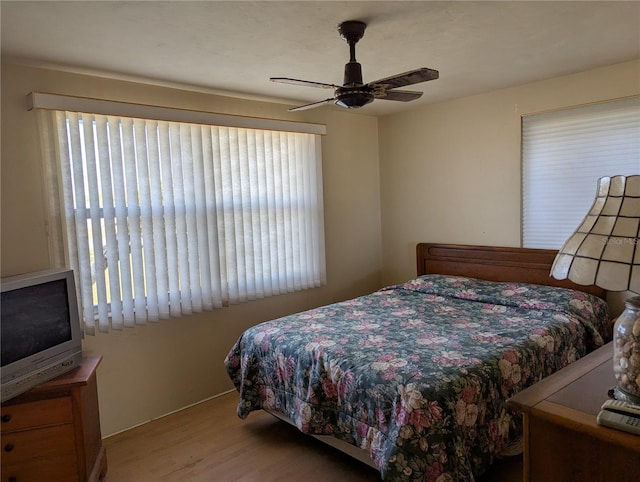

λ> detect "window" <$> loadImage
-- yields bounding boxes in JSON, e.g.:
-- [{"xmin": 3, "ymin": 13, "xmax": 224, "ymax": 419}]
[
  {"xmin": 522, "ymin": 97, "xmax": 639, "ymax": 249},
  {"xmin": 34, "ymin": 94, "xmax": 326, "ymax": 334}
]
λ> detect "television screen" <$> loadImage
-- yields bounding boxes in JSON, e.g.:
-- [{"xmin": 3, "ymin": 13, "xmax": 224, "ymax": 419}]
[{"xmin": 1, "ymin": 279, "xmax": 73, "ymax": 367}]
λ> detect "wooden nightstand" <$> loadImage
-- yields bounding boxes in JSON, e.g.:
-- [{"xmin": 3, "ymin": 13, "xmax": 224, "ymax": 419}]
[
  {"xmin": 508, "ymin": 343, "xmax": 640, "ymax": 482},
  {"xmin": 1, "ymin": 356, "xmax": 107, "ymax": 482}
]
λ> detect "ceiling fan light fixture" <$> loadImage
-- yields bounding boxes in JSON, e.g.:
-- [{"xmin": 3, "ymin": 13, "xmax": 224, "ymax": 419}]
[{"xmin": 334, "ymin": 88, "xmax": 374, "ymax": 109}]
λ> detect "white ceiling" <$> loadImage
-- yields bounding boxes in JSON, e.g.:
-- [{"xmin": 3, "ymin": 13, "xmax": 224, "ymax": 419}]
[{"xmin": 1, "ymin": 1, "xmax": 639, "ymax": 116}]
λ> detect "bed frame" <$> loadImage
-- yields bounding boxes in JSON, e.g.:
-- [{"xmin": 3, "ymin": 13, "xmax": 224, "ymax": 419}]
[{"xmin": 266, "ymin": 244, "xmax": 606, "ymax": 471}]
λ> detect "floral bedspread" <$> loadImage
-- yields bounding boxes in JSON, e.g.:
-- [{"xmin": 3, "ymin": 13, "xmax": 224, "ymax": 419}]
[{"xmin": 225, "ymin": 275, "xmax": 612, "ymax": 481}]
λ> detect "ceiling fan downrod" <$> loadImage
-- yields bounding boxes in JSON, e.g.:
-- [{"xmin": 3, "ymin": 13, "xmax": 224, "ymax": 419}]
[
  {"xmin": 335, "ymin": 20, "xmax": 373, "ymax": 107},
  {"xmin": 339, "ymin": 20, "xmax": 367, "ymax": 87}
]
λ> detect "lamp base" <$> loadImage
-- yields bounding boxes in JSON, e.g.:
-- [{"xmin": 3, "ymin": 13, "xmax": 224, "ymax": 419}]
[{"xmin": 612, "ymin": 295, "xmax": 640, "ymax": 402}]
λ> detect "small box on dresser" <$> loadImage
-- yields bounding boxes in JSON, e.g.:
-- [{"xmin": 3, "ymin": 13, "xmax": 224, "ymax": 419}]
[{"xmin": 1, "ymin": 356, "xmax": 107, "ymax": 482}]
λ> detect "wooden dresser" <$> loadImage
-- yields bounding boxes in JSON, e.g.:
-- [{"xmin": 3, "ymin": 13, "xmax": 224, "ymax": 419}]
[
  {"xmin": 1, "ymin": 356, "xmax": 107, "ymax": 482},
  {"xmin": 508, "ymin": 343, "xmax": 640, "ymax": 482}
]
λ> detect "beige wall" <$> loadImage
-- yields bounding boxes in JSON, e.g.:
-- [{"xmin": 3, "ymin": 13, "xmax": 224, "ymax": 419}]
[
  {"xmin": 2, "ymin": 59, "xmax": 638, "ymax": 437},
  {"xmin": 378, "ymin": 60, "xmax": 640, "ymax": 286},
  {"xmin": 0, "ymin": 63, "xmax": 382, "ymax": 435}
]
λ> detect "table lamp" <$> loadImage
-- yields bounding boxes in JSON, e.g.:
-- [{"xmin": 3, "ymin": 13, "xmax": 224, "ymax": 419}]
[{"xmin": 551, "ymin": 175, "xmax": 640, "ymax": 404}]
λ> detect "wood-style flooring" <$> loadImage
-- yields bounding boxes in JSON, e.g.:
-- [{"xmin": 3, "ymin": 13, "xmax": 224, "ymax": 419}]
[{"xmin": 103, "ymin": 391, "xmax": 522, "ymax": 482}]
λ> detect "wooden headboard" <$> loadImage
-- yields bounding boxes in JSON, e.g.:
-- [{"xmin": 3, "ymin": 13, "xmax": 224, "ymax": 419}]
[{"xmin": 416, "ymin": 243, "xmax": 606, "ymax": 298}]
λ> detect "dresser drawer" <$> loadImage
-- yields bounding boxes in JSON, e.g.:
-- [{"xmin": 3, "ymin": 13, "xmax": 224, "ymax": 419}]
[
  {"xmin": 1, "ymin": 423, "xmax": 75, "ymax": 465},
  {"xmin": 0, "ymin": 397, "xmax": 72, "ymax": 432},
  {"xmin": 2, "ymin": 453, "xmax": 78, "ymax": 482}
]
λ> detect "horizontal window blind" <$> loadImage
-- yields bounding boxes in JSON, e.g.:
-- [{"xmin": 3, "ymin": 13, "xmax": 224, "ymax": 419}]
[{"xmin": 522, "ymin": 97, "xmax": 640, "ymax": 249}]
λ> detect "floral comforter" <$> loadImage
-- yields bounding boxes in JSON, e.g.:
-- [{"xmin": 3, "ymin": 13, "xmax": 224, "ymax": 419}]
[{"xmin": 225, "ymin": 275, "xmax": 612, "ymax": 481}]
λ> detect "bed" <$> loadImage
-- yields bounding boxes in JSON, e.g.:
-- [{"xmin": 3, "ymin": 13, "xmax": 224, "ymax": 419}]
[{"xmin": 225, "ymin": 244, "xmax": 612, "ymax": 481}]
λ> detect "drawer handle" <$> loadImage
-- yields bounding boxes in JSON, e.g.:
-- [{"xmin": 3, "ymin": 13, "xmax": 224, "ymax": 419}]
[
  {"xmin": 4, "ymin": 443, "xmax": 14, "ymax": 452},
  {"xmin": 1, "ymin": 414, "xmax": 11, "ymax": 423},
  {"xmin": 8, "ymin": 477, "xmax": 17, "ymax": 482}
]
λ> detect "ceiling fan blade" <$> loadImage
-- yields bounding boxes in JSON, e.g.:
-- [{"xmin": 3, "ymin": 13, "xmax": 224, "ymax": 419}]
[
  {"xmin": 373, "ymin": 89, "xmax": 423, "ymax": 102},
  {"xmin": 288, "ymin": 98, "xmax": 335, "ymax": 112},
  {"xmin": 368, "ymin": 68, "xmax": 439, "ymax": 90},
  {"xmin": 270, "ymin": 77, "xmax": 339, "ymax": 90}
]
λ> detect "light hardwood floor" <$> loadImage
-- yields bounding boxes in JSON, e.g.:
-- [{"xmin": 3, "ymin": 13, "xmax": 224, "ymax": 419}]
[{"xmin": 103, "ymin": 392, "xmax": 522, "ymax": 481}]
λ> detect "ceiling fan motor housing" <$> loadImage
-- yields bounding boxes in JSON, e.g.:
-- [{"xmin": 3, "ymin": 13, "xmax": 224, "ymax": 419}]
[
  {"xmin": 344, "ymin": 61, "xmax": 364, "ymax": 86},
  {"xmin": 334, "ymin": 86, "xmax": 374, "ymax": 109}
]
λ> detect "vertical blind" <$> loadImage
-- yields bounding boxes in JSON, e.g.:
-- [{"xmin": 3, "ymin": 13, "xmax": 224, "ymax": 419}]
[
  {"xmin": 37, "ymin": 108, "xmax": 326, "ymax": 334},
  {"xmin": 522, "ymin": 97, "xmax": 640, "ymax": 249}
]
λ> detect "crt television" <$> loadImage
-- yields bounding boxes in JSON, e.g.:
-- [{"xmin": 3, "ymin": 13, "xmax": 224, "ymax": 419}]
[{"xmin": 1, "ymin": 268, "xmax": 83, "ymax": 402}]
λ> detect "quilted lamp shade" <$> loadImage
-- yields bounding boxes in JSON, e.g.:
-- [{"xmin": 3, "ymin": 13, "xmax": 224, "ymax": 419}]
[{"xmin": 551, "ymin": 175, "xmax": 640, "ymax": 293}]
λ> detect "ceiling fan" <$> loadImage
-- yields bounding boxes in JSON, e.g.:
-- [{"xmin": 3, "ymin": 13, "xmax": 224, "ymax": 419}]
[{"xmin": 270, "ymin": 20, "xmax": 439, "ymax": 112}]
